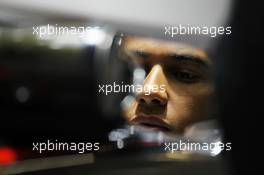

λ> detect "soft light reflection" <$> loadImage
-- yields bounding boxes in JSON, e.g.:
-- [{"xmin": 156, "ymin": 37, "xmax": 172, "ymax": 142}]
[
  {"xmin": 81, "ymin": 28, "xmax": 106, "ymax": 45},
  {"xmin": 15, "ymin": 86, "xmax": 30, "ymax": 103}
]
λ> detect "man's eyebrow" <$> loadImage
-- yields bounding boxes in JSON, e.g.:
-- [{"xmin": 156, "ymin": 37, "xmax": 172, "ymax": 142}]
[
  {"xmin": 129, "ymin": 50, "xmax": 209, "ymax": 68},
  {"xmin": 132, "ymin": 50, "xmax": 150, "ymax": 59},
  {"xmin": 167, "ymin": 53, "xmax": 209, "ymax": 68}
]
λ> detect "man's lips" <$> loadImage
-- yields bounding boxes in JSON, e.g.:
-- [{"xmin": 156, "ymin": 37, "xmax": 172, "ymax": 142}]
[{"xmin": 130, "ymin": 115, "xmax": 171, "ymax": 131}]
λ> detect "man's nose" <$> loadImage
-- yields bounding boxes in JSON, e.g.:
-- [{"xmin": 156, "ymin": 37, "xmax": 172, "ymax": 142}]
[{"xmin": 136, "ymin": 65, "xmax": 168, "ymax": 107}]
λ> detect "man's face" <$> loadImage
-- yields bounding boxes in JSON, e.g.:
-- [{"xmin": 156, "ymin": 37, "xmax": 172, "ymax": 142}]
[{"xmin": 121, "ymin": 36, "xmax": 214, "ymax": 133}]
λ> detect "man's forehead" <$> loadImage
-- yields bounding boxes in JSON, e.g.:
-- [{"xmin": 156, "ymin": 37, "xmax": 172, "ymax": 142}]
[{"xmin": 122, "ymin": 36, "xmax": 209, "ymax": 63}]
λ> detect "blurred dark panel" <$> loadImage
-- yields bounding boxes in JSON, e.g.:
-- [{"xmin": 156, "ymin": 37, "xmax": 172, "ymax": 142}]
[{"xmin": 0, "ymin": 29, "xmax": 125, "ymax": 145}]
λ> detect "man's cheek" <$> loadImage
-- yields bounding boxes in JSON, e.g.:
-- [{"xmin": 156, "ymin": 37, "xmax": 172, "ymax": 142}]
[
  {"xmin": 123, "ymin": 101, "xmax": 137, "ymax": 121},
  {"xmin": 190, "ymin": 83, "xmax": 214, "ymax": 96},
  {"xmin": 167, "ymin": 98, "xmax": 195, "ymax": 128},
  {"xmin": 194, "ymin": 97, "xmax": 212, "ymax": 120}
]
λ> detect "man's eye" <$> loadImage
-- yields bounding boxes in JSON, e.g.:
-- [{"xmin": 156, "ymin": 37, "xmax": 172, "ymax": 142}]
[{"xmin": 171, "ymin": 70, "xmax": 200, "ymax": 83}]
